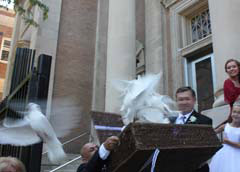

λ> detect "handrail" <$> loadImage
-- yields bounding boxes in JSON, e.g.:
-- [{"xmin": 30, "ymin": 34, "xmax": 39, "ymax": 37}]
[
  {"xmin": 8, "ymin": 73, "xmax": 32, "ymax": 100},
  {"xmin": 0, "ymin": 73, "xmax": 32, "ymax": 115},
  {"xmin": 49, "ymin": 155, "xmax": 82, "ymax": 172},
  {"xmin": 42, "ymin": 132, "xmax": 88, "ymax": 155},
  {"xmin": 62, "ymin": 132, "xmax": 88, "ymax": 146}
]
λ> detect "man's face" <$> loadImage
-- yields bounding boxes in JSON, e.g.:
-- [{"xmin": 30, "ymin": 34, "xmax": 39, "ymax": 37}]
[
  {"xmin": 176, "ymin": 90, "xmax": 196, "ymax": 114},
  {"xmin": 81, "ymin": 143, "xmax": 99, "ymax": 162}
]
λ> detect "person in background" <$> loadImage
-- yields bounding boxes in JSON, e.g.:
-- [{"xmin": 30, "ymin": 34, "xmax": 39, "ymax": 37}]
[
  {"xmin": 0, "ymin": 156, "xmax": 26, "ymax": 172},
  {"xmin": 77, "ymin": 136, "xmax": 119, "ymax": 172},
  {"xmin": 224, "ymin": 59, "xmax": 240, "ymax": 122},
  {"xmin": 210, "ymin": 101, "xmax": 240, "ymax": 172}
]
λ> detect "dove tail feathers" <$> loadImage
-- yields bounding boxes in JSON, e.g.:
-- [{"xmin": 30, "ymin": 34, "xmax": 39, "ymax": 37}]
[{"xmin": 46, "ymin": 140, "xmax": 66, "ymax": 164}]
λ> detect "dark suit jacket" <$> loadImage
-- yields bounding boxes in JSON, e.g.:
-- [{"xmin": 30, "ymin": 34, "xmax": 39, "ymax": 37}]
[
  {"xmin": 184, "ymin": 110, "xmax": 212, "ymax": 125},
  {"xmin": 77, "ymin": 150, "xmax": 109, "ymax": 172},
  {"xmin": 182, "ymin": 110, "xmax": 212, "ymax": 172}
]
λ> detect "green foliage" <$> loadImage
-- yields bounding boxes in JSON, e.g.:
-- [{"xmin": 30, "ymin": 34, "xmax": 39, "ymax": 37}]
[{"xmin": 0, "ymin": 0, "xmax": 49, "ymax": 27}]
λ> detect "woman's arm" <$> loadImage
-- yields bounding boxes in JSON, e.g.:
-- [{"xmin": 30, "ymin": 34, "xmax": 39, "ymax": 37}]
[
  {"xmin": 214, "ymin": 124, "xmax": 225, "ymax": 134},
  {"xmin": 223, "ymin": 138, "xmax": 240, "ymax": 148}
]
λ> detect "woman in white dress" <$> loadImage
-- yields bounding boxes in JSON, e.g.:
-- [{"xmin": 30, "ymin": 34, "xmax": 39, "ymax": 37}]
[{"xmin": 210, "ymin": 101, "xmax": 240, "ymax": 172}]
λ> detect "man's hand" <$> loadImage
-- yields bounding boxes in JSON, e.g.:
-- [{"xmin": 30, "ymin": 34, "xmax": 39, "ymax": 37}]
[{"xmin": 103, "ymin": 136, "xmax": 120, "ymax": 151}]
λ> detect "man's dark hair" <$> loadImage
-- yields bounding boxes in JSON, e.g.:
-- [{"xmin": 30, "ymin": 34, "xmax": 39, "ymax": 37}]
[{"xmin": 175, "ymin": 86, "xmax": 196, "ymax": 98}]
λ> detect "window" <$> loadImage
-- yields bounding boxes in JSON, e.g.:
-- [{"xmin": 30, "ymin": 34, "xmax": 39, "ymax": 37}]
[
  {"xmin": 1, "ymin": 50, "xmax": 9, "ymax": 61},
  {"xmin": 191, "ymin": 9, "xmax": 212, "ymax": 43},
  {"xmin": 3, "ymin": 40, "xmax": 11, "ymax": 48},
  {"xmin": 0, "ymin": 38, "xmax": 11, "ymax": 61}
]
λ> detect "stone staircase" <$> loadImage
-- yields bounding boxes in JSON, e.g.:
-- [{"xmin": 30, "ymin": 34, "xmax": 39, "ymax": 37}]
[
  {"xmin": 201, "ymin": 104, "xmax": 229, "ymax": 128},
  {"xmin": 41, "ymin": 153, "xmax": 82, "ymax": 172}
]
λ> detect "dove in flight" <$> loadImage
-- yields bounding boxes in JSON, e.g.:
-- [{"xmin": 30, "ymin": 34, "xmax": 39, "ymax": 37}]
[
  {"xmin": 0, "ymin": 102, "xmax": 80, "ymax": 163},
  {"xmin": 113, "ymin": 73, "xmax": 179, "ymax": 125}
]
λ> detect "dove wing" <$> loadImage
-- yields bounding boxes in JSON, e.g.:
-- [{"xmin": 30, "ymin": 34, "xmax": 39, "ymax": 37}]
[
  {"xmin": 0, "ymin": 124, "xmax": 41, "ymax": 146},
  {"xmin": 50, "ymin": 105, "xmax": 81, "ymax": 138},
  {"xmin": 136, "ymin": 108, "xmax": 169, "ymax": 123},
  {"xmin": 3, "ymin": 116, "xmax": 29, "ymax": 128},
  {"xmin": 28, "ymin": 110, "xmax": 67, "ymax": 163}
]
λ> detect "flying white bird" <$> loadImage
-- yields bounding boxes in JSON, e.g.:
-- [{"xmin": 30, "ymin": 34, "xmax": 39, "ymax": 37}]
[
  {"xmin": 113, "ymin": 73, "xmax": 179, "ymax": 125},
  {"xmin": 0, "ymin": 102, "xmax": 80, "ymax": 163}
]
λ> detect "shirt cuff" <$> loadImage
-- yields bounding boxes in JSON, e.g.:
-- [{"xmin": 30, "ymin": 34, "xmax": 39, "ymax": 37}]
[{"xmin": 98, "ymin": 144, "xmax": 110, "ymax": 160}]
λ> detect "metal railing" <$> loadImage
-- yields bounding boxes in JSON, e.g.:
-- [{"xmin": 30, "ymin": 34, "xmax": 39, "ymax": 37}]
[
  {"xmin": 45, "ymin": 132, "xmax": 89, "ymax": 172},
  {"xmin": 0, "ymin": 48, "xmax": 52, "ymax": 172},
  {"xmin": 42, "ymin": 132, "xmax": 88, "ymax": 155},
  {"xmin": 49, "ymin": 156, "xmax": 82, "ymax": 172}
]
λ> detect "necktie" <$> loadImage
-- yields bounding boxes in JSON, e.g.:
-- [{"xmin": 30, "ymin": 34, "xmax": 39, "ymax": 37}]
[{"xmin": 181, "ymin": 116, "xmax": 186, "ymax": 124}]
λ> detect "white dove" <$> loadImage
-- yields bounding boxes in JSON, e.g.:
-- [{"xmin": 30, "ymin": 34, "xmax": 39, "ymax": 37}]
[
  {"xmin": 113, "ymin": 73, "xmax": 179, "ymax": 125},
  {"xmin": 0, "ymin": 103, "xmax": 74, "ymax": 163}
]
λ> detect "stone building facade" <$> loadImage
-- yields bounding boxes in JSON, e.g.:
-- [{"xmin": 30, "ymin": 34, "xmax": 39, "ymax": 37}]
[{"xmin": 3, "ymin": 0, "xmax": 240, "ymax": 150}]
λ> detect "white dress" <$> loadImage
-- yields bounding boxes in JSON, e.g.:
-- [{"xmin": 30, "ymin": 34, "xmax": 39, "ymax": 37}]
[{"xmin": 210, "ymin": 123, "xmax": 240, "ymax": 172}]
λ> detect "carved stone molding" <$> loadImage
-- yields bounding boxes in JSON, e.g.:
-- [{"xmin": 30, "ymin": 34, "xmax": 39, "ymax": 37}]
[
  {"xmin": 160, "ymin": 0, "xmax": 179, "ymax": 8},
  {"xmin": 16, "ymin": 40, "xmax": 30, "ymax": 48},
  {"xmin": 179, "ymin": 35, "xmax": 212, "ymax": 57}
]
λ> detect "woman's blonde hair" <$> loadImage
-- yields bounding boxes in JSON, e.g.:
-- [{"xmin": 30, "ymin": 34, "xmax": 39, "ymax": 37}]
[{"xmin": 0, "ymin": 157, "xmax": 26, "ymax": 172}]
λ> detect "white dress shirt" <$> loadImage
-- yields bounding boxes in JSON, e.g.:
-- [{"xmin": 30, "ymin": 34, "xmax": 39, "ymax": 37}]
[
  {"xmin": 98, "ymin": 144, "xmax": 110, "ymax": 160},
  {"xmin": 175, "ymin": 110, "xmax": 193, "ymax": 124}
]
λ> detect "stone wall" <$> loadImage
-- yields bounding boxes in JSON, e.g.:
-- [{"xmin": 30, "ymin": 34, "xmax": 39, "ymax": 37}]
[
  {"xmin": 0, "ymin": 25, "xmax": 13, "ymax": 38},
  {"xmin": 0, "ymin": 62, "xmax": 7, "ymax": 99},
  {"xmin": 0, "ymin": 63, "xmax": 7, "ymax": 78}
]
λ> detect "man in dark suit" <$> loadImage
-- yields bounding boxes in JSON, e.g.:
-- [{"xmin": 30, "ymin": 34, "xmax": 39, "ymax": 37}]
[
  {"xmin": 141, "ymin": 86, "xmax": 213, "ymax": 172},
  {"xmin": 175, "ymin": 86, "xmax": 212, "ymax": 125},
  {"xmin": 175, "ymin": 86, "xmax": 212, "ymax": 172},
  {"xmin": 76, "ymin": 136, "xmax": 119, "ymax": 172}
]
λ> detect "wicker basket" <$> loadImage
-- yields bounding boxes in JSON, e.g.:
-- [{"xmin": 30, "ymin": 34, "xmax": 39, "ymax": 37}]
[{"xmin": 109, "ymin": 123, "xmax": 222, "ymax": 172}]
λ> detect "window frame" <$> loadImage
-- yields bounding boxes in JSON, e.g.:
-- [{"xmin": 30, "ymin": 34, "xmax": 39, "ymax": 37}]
[
  {"xmin": 0, "ymin": 37, "xmax": 11, "ymax": 62},
  {"xmin": 185, "ymin": 53, "xmax": 216, "ymax": 111}
]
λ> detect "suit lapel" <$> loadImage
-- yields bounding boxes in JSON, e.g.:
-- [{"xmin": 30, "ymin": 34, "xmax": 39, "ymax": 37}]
[{"xmin": 185, "ymin": 110, "xmax": 198, "ymax": 124}]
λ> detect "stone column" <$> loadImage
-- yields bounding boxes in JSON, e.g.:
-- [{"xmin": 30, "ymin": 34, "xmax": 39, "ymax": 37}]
[
  {"xmin": 92, "ymin": 0, "xmax": 109, "ymax": 112},
  {"xmin": 105, "ymin": 0, "xmax": 136, "ymax": 113},
  {"xmin": 145, "ymin": 0, "xmax": 165, "ymax": 93},
  {"xmin": 209, "ymin": 0, "xmax": 240, "ymax": 91},
  {"xmin": 31, "ymin": 0, "xmax": 63, "ymax": 117}
]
